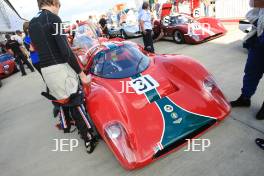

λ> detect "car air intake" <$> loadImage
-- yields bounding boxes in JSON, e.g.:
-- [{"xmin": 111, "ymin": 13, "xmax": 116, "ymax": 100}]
[{"xmin": 153, "ymin": 119, "xmax": 217, "ymax": 159}]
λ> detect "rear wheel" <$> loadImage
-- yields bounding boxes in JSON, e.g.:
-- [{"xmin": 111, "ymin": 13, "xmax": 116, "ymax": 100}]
[
  {"xmin": 173, "ymin": 30, "xmax": 185, "ymax": 44},
  {"xmin": 0, "ymin": 79, "xmax": 2, "ymax": 87}
]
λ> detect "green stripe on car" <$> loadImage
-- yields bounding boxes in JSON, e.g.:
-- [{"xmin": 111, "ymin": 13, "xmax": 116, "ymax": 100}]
[{"xmin": 131, "ymin": 74, "xmax": 216, "ymax": 149}]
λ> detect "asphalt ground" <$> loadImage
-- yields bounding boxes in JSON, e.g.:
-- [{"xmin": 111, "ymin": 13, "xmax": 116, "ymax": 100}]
[{"xmin": 0, "ymin": 24, "xmax": 264, "ymax": 176}]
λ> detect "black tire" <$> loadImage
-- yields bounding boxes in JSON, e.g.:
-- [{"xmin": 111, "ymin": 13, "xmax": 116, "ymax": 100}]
[
  {"xmin": 0, "ymin": 79, "xmax": 2, "ymax": 88},
  {"xmin": 120, "ymin": 29, "xmax": 128, "ymax": 39},
  {"xmin": 173, "ymin": 30, "xmax": 185, "ymax": 44}
]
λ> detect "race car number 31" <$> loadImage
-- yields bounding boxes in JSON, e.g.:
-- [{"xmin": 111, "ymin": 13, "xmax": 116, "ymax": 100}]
[{"xmin": 130, "ymin": 75, "xmax": 159, "ymax": 95}]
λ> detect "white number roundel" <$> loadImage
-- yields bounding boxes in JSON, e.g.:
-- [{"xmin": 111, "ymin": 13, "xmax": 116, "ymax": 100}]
[
  {"xmin": 162, "ymin": 16, "xmax": 170, "ymax": 26},
  {"xmin": 193, "ymin": 8, "xmax": 200, "ymax": 18},
  {"xmin": 129, "ymin": 75, "xmax": 159, "ymax": 95}
]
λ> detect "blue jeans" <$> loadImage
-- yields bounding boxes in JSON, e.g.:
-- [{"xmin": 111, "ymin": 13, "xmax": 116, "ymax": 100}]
[
  {"xmin": 242, "ymin": 47, "xmax": 264, "ymax": 99},
  {"xmin": 204, "ymin": 6, "xmax": 209, "ymax": 17}
]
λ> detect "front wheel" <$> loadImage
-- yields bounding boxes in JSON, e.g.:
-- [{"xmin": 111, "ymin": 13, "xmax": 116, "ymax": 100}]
[
  {"xmin": 173, "ymin": 30, "xmax": 185, "ymax": 44},
  {"xmin": 0, "ymin": 79, "xmax": 2, "ymax": 87}
]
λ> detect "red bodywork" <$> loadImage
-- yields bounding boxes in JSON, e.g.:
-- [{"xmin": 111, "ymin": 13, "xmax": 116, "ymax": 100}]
[
  {"xmin": 0, "ymin": 54, "xmax": 17, "ymax": 79},
  {"xmin": 153, "ymin": 15, "xmax": 227, "ymax": 44},
  {"xmin": 75, "ymin": 37, "xmax": 230, "ymax": 169}
]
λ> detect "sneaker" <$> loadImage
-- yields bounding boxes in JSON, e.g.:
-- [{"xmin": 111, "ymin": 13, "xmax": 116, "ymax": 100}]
[
  {"xmin": 230, "ymin": 95, "xmax": 251, "ymax": 107},
  {"xmin": 256, "ymin": 103, "xmax": 264, "ymax": 120},
  {"xmin": 255, "ymin": 138, "xmax": 264, "ymax": 150}
]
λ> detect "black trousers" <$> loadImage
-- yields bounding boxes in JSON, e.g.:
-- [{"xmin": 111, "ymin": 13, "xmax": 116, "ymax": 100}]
[
  {"xmin": 15, "ymin": 53, "xmax": 34, "ymax": 75},
  {"xmin": 142, "ymin": 29, "xmax": 155, "ymax": 53},
  {"xmin": 242, "ymin": 46, "xmax": 264, "ymax": 99},
  {"xmin": 60, "ymin": 104, "xmax": 95, "ymax": 142}
]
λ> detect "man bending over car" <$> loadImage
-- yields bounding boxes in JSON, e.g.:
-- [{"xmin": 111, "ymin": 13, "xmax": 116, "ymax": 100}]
[{"xmin": 29, "ymin": 0, "xmax": 98, "ymax": 153}]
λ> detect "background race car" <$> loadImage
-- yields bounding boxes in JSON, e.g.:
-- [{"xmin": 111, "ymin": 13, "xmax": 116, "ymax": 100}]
[
  {"xmin": 108, "ymin": 9, "xmax": 141, "ymax": 39},
  {"xmin": 0, "ymin": 53, "xmax": 18, "ymax": 79},
  {"xmin": 153, "ymin": 14, "xmax": 227, "ymax": 44}
]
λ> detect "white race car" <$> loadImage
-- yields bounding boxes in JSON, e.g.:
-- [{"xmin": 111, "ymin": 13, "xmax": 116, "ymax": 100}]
[{"xmin": 108, "ymin": 9, "xmax": 142, "ymax": 39}]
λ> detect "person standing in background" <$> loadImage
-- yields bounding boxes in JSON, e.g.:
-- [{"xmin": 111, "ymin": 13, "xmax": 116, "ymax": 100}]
[
  {"xmin": 149, "ymin": 0, "xmax": 155, "ymax": 12},
  {"xmin": 88, "ymin": 15, "xmax": 97, "ymax": 25},
  {"xmin": 230, "ymin": 6, "xmax": 264, "ymax": 120},
  {"xmin": 107, "ymin": 11, "xmax": 113, "ymax": 25},
  {"xmin": 174, "ymin": 0, "xmax": 179, "ymax": 13},
  {"xmin": 117, "ymin": 11, "xmax": 121, "ymax": 26},
  {"xmin": 155, "ymin": 1, "xmax": 161, "ymax": 18},
  {"xmin": 0, "ymin": 43, "xmax": 6, "ymax": 54},
  {"xmin": 23, "ymin": 22, "xmax": 41, "ymax": 74},
  {"xmin": 99, "ymin": 15, "xmax": 109, "ymax": 37},
  {"xmin": 12, "ymin": 30, "xmax": 29, "ymax": 59},
  {"xmin": 88, "ymin": 15, "xmax": 102, "ymax": 37},
  {"xmin": 140, "ymin": 2, "xmax": 155, "ymax": 53},
  {"xmin": 234, "ymin": 0, "xmax": 264, "ymax": 151},
  {"xmin": 202, "ymin": 0, "xmax": 211, "ymax": 17},
  {"xmin": 12, "ymin": 30, "xmax": 24, "ymax": 45},
  {"xmin": 5, "ymin": 34, "xmax": 35, "ymax": 76}
]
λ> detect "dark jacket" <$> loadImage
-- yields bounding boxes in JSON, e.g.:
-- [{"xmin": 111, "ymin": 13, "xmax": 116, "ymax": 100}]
[
  {"xmin": 29, "ymin": 9, "xmax": 81, "ymax": 73},
  {"xmin": 5, "ymin": 39, "xmax": 23, "ymax": 57}
]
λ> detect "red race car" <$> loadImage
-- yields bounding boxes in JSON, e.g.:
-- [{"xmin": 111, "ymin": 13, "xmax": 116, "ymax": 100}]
[
  {"xmin": 73, "ymin": 23, "xmax": 231, "ymax": 170},
  {"xmin": 153, "ymin": 14, "xmax": 227, "ymax": 44},
  {"xmin": 0, "ymin": 53, "xmax": 17, "ymax": 79}
]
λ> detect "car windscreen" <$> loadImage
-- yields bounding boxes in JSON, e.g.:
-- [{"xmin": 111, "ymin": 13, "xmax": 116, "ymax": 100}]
[
  {"xmin": 0, "ymin": 54, "xmax": 12, "ymax": 63},
  {"xmin": 170, "ymin": 15, "xmax": 191, "ymax": 25},
  {"xmin": 90, "ymin": 44, "xmax": 150, "ymax": 79}
]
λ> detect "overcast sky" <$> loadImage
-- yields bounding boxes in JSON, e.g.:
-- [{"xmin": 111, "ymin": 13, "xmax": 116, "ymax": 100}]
[{"xmin": 9, "ymin": 0, "xmax": 135, "ymax": 22}]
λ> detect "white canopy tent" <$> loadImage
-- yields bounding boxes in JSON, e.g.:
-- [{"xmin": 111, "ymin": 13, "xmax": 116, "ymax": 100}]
[
  {"xmin": 215, "ymin": 0, "xmax": 251, "ymax": 19},
  {"xmin": 0, "ymin": 0, "xmax": 25, "ymax": 33}
]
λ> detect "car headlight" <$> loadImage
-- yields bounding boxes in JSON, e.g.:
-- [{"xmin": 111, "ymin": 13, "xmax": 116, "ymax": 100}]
[
  {"xmin": 3, "ymin": 65, "xmax": 10, "ymax": 74},
  {"xmin": 3, "ymin": 65, "xmax": 9, "ymax": 70},
  {"xmin": 203, "ymin": 76, "xmax": 230, "ymax": 107},
  {"xmin": 203, "ymin": 76, "xmax": 216, "ymax": 92},
  {"xmin": 105, "ymin": 122, "xmax": 136, "ymax": 163},
  {"xmin": 106, "ymin": 123, "xmax": 122, "ymax": 139}
]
